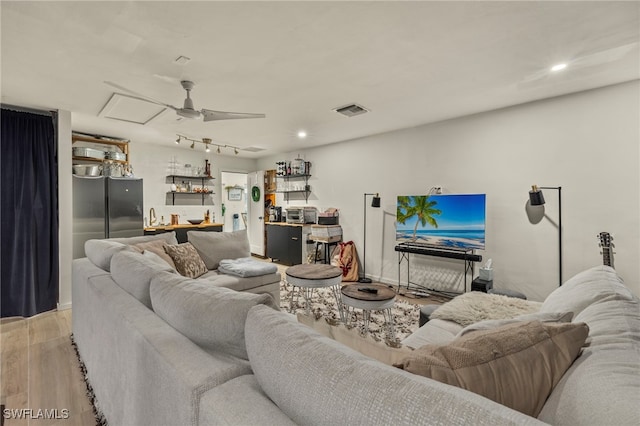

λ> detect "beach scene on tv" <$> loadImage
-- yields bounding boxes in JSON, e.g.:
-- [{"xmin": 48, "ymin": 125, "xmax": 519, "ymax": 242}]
[{"xmin": 396, "ymin": 194, "xmax": 486, "ymax": 250}]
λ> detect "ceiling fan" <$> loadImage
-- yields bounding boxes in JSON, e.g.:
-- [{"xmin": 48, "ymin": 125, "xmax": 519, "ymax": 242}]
[{"xmin": 104, "ymin": 80, "xmax": 266, "ymax": 122}]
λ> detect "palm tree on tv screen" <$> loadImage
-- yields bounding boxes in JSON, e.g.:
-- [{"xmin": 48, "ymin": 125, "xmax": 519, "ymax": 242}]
[{"xmin": 397, "ymin": 195, "xmax": 442, "ymax": 241}]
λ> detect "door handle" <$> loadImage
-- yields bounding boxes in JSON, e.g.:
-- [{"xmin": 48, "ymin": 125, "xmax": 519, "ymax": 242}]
[
  {"xmin": 291, "ymin": 237, "xmax": 299, "ymax": 241},
  {"xmin": 258, "ymin": 216, "xmax": 263, "ymax": 220}
]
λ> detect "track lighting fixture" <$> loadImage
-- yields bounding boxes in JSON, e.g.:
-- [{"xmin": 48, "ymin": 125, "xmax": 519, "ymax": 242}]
[{"xmin": 175, "ymin": 134, "xmax": 242, "ymax": 155}]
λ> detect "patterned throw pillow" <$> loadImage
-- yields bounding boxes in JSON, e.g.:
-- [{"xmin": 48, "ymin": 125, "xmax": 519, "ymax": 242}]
[{"xmin": 164, "ymin": 243, "xmax": 208, "ymax": 278}]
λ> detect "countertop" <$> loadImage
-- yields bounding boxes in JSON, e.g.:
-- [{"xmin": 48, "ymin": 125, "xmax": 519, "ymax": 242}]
[
  {"xmin": 144, "ymin": 223, "xmax": 223, "ymax": 231},
  {"xmin": 265, "ymin": 222, "xmax": 311, "ymax": 227}
]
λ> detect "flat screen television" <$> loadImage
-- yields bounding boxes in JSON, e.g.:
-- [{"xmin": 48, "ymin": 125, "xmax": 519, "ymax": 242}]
[{"xmin": 396, "ymin": 194, "xmax": 486, "ymax": 250}]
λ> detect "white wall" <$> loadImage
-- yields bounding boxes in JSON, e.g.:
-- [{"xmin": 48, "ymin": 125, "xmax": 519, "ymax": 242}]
[
  {"xmin": 258, "ymin": 81, "xmax": 640, "ymax": 300},
  {"xmin": 130, "ymin": 143, "xmax": 256, "ymax": 226},
  {"xmin": 57, "ymin": 110, "xmax": 73, "ymax": 310}
]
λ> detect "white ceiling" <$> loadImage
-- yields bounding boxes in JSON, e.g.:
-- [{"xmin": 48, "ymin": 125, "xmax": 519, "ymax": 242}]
[{"xmin": 2, "ymin": 1, "xmax": 638, "ymax": 158}]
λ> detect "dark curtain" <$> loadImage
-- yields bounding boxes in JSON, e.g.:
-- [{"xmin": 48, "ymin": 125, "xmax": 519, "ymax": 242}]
[{"xmin": 1, "ymin": 108, "xmax": 58, "ymax": 317}]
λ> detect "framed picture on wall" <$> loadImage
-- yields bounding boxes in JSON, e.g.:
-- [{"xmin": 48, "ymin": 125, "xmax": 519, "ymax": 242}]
[{"xmin": 228, "ymin": 187, "xmax": 243, "ymax": 201}]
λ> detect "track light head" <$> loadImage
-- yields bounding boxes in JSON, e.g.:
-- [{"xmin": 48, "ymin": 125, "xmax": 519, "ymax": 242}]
[
  {"xmin": 190, "ymin": 141, "xmax": 195, "ymax": 149},
  {"xmin": 234, "ymin": 148, "xmax": 239, "ymax": 155},
  {"xmin": 175, "ymin": 136, "xmax": 180, "ymax": 144}
]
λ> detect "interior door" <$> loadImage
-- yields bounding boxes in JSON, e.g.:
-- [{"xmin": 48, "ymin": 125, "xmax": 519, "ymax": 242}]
[{"xmin": 247, "ymin": 171, "xmax": 265, "ymax": 256}]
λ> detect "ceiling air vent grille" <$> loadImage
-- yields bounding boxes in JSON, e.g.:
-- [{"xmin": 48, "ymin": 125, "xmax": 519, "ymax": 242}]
[{"xmin": 333, "ymin": 103, "xmax": 369, "ymax": 117}]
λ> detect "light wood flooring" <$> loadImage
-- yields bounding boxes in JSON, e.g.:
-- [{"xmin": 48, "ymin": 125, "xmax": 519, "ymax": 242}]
[{"xmin": 1, "ymin": 310, "xmax": 95, "ymax": 426}]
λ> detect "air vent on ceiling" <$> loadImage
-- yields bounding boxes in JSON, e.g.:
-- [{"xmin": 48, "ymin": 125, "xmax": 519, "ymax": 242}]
[{"xmin": 333, "ymin": 103, "xmax": 369, "ymax": 117}]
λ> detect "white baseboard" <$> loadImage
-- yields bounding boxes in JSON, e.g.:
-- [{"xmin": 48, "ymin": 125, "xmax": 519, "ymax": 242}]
[{"xmin": 57, "ymin": 302, "xmax": 72, "ymax": 311}]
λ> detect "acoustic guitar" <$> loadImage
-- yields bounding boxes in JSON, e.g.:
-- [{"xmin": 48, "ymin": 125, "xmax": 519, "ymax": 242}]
[{"xmin": 598, "ymin": 232, "xmax": 615, "ymax": 269}]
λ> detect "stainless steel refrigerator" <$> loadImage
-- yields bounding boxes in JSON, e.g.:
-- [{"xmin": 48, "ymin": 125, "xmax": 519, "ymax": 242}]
[{"xmin": 73, "ymin": 176, "xmax": 144, "ymax": 259}]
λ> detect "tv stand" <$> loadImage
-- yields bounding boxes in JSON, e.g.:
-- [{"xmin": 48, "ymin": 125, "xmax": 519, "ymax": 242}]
[{"xmin": 394, "ymin": 243, "xmax": 482, "ymax": 295}]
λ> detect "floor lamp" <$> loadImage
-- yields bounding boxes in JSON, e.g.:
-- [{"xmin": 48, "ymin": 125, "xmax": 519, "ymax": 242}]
[
  {"xmin": 359, "ymin": 193, "xmax": 381, "ymax": 283},
  {"xmin": 529, "ymin": 185, "xmax": 562, "ymax": 287}
]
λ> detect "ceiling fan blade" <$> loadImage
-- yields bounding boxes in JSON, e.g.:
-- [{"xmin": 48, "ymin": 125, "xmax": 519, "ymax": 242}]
[
  {"xmin": 104, "ymin": 81, "xmax": 177, "ymax": 110},
  {"xmin": 201, "ymin": 109, "xmax": 266, "ymax": 122}
]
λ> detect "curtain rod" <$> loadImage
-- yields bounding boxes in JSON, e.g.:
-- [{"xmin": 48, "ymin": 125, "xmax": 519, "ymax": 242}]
[{"xmin": 1, "ymin": 103, "xmax": 54, "ymax": 117}]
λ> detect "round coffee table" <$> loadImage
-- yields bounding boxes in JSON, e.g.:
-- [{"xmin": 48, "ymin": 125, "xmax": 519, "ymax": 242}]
[
  {"xmin": 286, "ymin": 264, "xmax": 344, "ymax": 320},
  {"xmin": 340, "ymin": 284, "xmax": 396, "ymax": 339}
]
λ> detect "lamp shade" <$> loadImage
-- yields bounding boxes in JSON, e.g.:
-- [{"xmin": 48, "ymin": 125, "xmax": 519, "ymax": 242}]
[
  {"xmin": 371, "ymin": 194, "xmax": 381, "ymax": 208},
  {"xmin": 529, "ymin": 185, "xmax": 545, "ymax": 206}
]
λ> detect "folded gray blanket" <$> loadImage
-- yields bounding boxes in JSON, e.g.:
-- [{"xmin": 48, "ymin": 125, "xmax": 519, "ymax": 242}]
[{"xmin": 218, "ymin": 257, "xmax": 278, "ymax": 277}]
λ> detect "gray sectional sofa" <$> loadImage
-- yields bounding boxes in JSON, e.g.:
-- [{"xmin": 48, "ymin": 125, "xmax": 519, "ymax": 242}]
[{"xmin": 73, "ymin": 231, "xmax": 640, "ymax": 425}]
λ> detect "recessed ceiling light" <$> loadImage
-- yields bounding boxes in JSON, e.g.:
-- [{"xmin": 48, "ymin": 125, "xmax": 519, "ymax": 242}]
[
  {"xmin": 551, "ymin": 63, "xmax": 567, "ymax": 72},
  {"xmin": 297, "ymin": 130, "xmax": 307, "ymax": 139}
]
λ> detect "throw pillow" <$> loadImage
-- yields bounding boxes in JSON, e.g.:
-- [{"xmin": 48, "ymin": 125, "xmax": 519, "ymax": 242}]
[
  {"xmin": 187, "ymin": 230, "xmax": 250, "ymax": 270},
  {"xmin": 164, "ymin": 242, "xmax": 208, "ymax": 278},
  {"xmin": 430, "ymin": 291, "xmax": 541, "ymax": 326},
  {"xmin": 456, "ymin": 311, "xmax": 574, "ymax": 338},
  {"xmin": 131, "ymin": 239, "xmax": 177, "ymax": 269},
  {"xmin": 149, "ymin": 273, "xmax": 279, "ymax": 360},
  {"xmin": 394, "ymin": 320, "xmax": 589, "ymax": 417}
]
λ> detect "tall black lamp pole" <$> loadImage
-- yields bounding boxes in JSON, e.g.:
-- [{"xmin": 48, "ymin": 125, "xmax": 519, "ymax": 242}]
[
  {"xmin": 359, "ymin": 193, "xmax": 381, "ymax": 283},
  {"xmin": 529, "ymin": 185, "xmax": 562, "ymax": 286}
]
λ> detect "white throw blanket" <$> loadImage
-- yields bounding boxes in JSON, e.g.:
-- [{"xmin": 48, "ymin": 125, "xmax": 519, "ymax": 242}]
[
  {"xmin": 430, "ymin": 292, "xmax": 541, "ymax": 326},
  {"xmin": 218, "ymin": 257, "xmax": 278, "ymax": 277}
]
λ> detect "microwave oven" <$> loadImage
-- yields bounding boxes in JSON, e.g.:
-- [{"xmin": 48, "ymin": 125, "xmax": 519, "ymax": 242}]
[{"xmin": 285, "ymin": 208, "xmax": 304, "ymax": 224}]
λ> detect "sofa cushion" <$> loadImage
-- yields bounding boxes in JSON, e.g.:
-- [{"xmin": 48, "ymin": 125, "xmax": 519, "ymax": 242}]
[
  {"xmin": 164, "ymin": 242, "xmax": 208, "ymax": 278},
  {"xmin": 456, "ymin": 311, "xmax": 574, "ymax": 338},
  {"xmin": 187, "ymin": 230, "xmax": 250, "ymax": 270},
  {"xmin": 394, "ymin": 320, "xmax": 589, "ymax": 417},
  {"xmin": 110, "ymin": 250, "xmax": 174, "ymax": 309},
  {"xmin": 401, "ymin": 318, "xmax": 463, "ymax": 349},
  {"xmin": 150, "ymin": 273, "xmax": 278, "ymax": 360},
  {"xmin": 540, "ymin": 265, "xmax": 633, "ymax": 316},
  {"xmin": 131, "ymin": 239, "xmax": 176, "ymax": 269},
  {"xmin": 85, "ymin": 239, "xmax": 132, "ymax": 271},
  {"xmin": 201, "ymin": 270, "xmax": 282, "ymax": 292},
  {"xmin": 108, "ymin": 231, "xmax": 178, "ymax": 246},
  {"xmin": 245, "ymin": 305, "xmax": 545, "ymax": 425}
]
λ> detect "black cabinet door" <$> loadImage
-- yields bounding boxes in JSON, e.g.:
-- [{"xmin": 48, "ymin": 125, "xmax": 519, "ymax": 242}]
[
  {"xmin": 267, "ymin": 225, "xmax": 302, "ymax": 265},
  {"xmin": 287, "ymin": 226, "xmax": 302, "ymax": 265},
  {"xmin": 267, "ymin": 225, "xmax": 288, "ymax": 263}
]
